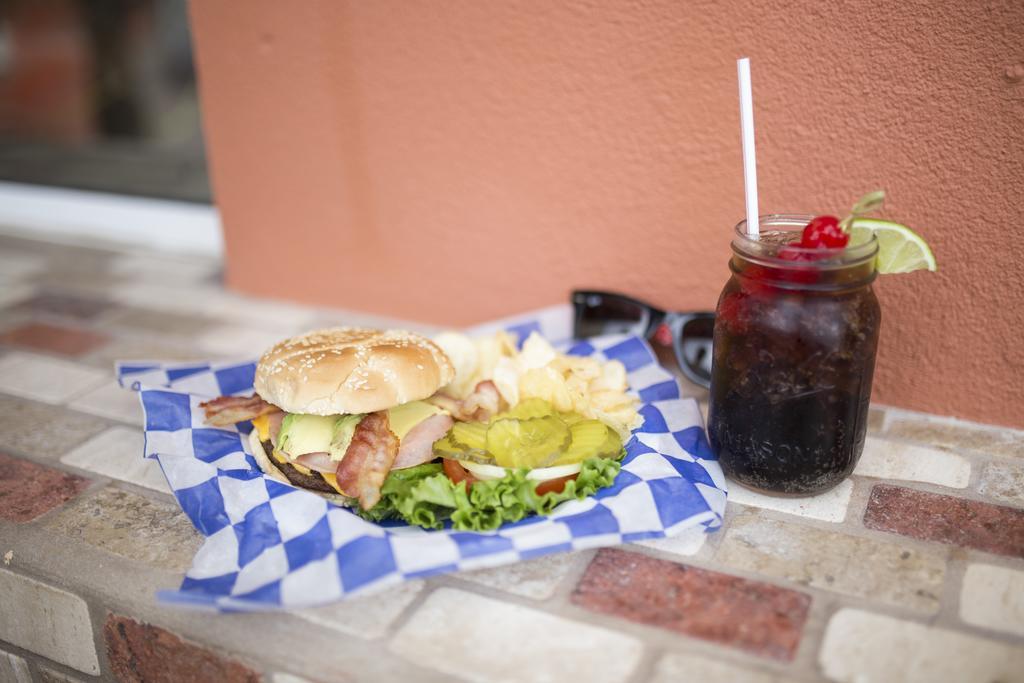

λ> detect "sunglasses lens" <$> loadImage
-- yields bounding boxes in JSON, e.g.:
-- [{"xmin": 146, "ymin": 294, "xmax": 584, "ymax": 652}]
[
  {"xmin": 679, "ymin": 316, "xmax": 715, "ymax": 383},
  {"xmin": 574, "ymin": 294, "xmax": 647, "ymax": 338}
]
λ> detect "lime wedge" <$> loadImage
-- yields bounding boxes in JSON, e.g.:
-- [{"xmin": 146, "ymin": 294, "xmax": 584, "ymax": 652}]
[{"xmin": 850, "ymin": 218, "xmax": 937, "ymax": 274}]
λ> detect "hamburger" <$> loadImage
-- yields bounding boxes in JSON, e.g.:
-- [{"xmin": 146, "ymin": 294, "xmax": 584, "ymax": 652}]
[
  {"xmin": 201, "ymin": 328, "xmax": 457, "ymax": 509},
  {"xmin": 201, "ymin": 327, "xmax": 625, "ymax": 530}
]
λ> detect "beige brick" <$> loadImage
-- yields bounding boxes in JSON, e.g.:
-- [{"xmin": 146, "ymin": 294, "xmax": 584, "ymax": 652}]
[
  {"xmin": 197, "ymin": 324, "xmax": 292, "ymax": 358},
  {"xmin": 67, "ymin": 381, "xmax": 143, "ymax": 424},
  {"xmin": 457, "ymin": 551, "xmax": 578, "ymax": 600},
  {"xmin": 652, "ymin": 652, "xmax": 786, "ymax": 683},
  {"xmin": 43, "ymin": 487, "xmax": 201, "ymax": 571},
  {"xmin": 978, "ymin": 461, "xmax": 1024, "ymax": 507},
  {"xmin": 390, "ymin": 588, "xmax": 643, "ymax": 683},
  {"xmin": 38, "ymin": 667, "xmax": 85, "ymax": 683},
  {"xmin": 0, "ymin": 352, "xmax": 106, "ymax": 405},
  {"xmin": 854, "ymin": 437, "xmax": 970, "ymax": 488},
  {"xmin": 960, "ymin": 564, "xmax": 1024, "ymax": 637},
  {"xmin": 0, "ymin": 648, "xmax": 32, "ymax": 683},
  {"xmin": 61, "ymin": 427, "xmax": 169, "ymax": 493},
  {"xmin": 727, "ymin": 478, "xmax": 853, "ymax": 523},
  {"xmin": 717, "ymin": 514, "xmax": 945, "ymax": 612},
  {"xmin": 819, "ymin": 609, "xmax": 1024, "ymax": 683},
  {"xmin": 0, "ymin": 396, "xmax": 109, "ymax": 462},
  {"xmin": 887, "ymin": 417, "xmax": 1024, "ymax": 458},
  {"xmin": 294, "ymin": 580, "xmax": 423, "ymax": 639},
  {"xmin": 0, "ymin": 569, "xmax": 99, "ymax": 674}
]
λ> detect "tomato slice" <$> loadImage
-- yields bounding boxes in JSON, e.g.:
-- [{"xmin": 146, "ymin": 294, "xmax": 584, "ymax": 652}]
[
  {"xmin": 534, "ymin": 473, "xmax": 579, "ymax": 496},
  {"xmin": 443, "ymin": 459, "xmax": 478, "ymax": 489},
  {"xmin": 443, "ymin": 459, "xmax": 579, "ymax": 496}
]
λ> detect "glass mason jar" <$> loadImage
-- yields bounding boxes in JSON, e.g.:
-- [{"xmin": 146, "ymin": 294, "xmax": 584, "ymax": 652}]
[{"xmin": 707, "ymin": 215, "xmax": 881, "ymax": 495}]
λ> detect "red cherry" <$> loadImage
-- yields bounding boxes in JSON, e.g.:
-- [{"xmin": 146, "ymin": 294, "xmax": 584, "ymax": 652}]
[
  {"xmin": 801, "ymin": 215, "xmax": 840, "ymax": 247},
  {"xmin": 821, "ymin": 223, "xmax": 850, "ymax": 248}
]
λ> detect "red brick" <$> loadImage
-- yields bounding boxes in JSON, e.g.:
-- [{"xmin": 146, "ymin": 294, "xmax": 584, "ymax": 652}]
[
  {"xmin": 104, "ymin": 614, "xmax": 261, "ymax": 683},
  {"xmin": 572, "ymin": 548, "xmax": 811, "ymax": 661},
  {"xmin": 864, "ymin": 484, "xmax": 1024, "ymax": 558},
  {"xmin": 0, "ymin": 453, "xmax": 89, "ymax": 522},
  {"xmin": 0, "ymin": 322, "xmax": 109, "ymax": 356}
]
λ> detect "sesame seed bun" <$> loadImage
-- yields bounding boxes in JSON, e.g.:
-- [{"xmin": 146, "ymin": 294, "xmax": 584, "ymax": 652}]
[{"xmin": 253, "ymin": 328, "xmax": 454, "ymax": 415}]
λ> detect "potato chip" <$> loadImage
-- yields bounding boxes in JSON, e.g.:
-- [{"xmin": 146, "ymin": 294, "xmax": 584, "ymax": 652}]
[{"xmin": 434, "ymin": 329, "xmax": 640, "ymax": 436}]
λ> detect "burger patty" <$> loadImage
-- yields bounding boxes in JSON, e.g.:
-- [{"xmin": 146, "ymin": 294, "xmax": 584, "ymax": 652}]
[{"xmin": 261, "ymin": 439, "xmax": 338, "ymax": 494}]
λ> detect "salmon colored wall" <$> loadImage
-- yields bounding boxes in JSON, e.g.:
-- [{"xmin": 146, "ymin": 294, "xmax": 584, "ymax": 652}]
[{"xmin": 189, "ymin": 1, "xmax": 1024, "ymax": 429}]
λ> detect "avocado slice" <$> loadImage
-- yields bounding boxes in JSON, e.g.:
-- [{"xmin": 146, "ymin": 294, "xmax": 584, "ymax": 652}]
[
  {"xmin": 277, "ymin": 414, "xmax": 338, "ymax": 457},
  {"xmin": 329, "ymin": 414, "xmax": 364, "ymax": 461}
]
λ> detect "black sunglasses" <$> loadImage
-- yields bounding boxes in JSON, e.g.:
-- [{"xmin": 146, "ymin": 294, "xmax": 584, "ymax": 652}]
[{"xmin": 571, "ymin": 290, "xmax": 715, "ymax": 389}]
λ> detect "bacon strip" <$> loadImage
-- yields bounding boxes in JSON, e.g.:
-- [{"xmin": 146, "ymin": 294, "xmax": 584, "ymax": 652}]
[
  {"xmin": 335, "ymin": 411, "xmax": 399, "ymax": 509},
  {"xmin": 392, "ymin": 413, "xmax": 453, "ymax": 469},
  {"xmin": 200, "ymin": 394, "xmax": 279, "ymax": 426},
  {"xmin": 427, "ymin": 380, "xmax": 502, "ymax": 422}
]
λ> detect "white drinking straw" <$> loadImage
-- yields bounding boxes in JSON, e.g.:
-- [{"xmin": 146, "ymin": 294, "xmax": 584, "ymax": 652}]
[{"xmin": 737, "ymin": 57, "xmax": 759, "ymax": 237}]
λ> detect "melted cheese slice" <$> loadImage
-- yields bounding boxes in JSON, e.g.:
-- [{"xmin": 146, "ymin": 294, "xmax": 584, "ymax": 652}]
[
  {"xmin": 387, "ymin": 401, "xmax": 445, "ymax": 440},
  {"xmin": 251, "ymin": 414, "xmax": 271, "ymax": 441},
  {"xmin": 320, "ymin": 472, "xmax": 346, "ymax": 495}
]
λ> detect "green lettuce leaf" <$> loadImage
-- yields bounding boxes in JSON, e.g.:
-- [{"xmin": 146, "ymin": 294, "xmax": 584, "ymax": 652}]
[{"xmin": 357, "ymin": 457, "xmax": 622, "ymax": 532}]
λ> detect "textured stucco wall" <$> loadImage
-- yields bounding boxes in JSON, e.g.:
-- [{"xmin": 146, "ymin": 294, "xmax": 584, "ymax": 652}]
[{"xmin": 189, "ymin": 0, "xmax": 1024, "ymax": 428}]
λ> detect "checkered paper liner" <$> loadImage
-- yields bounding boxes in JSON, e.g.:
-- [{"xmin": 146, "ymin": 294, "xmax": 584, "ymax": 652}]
[{"xmin": 117, "ymin": 308, "xmax": 727, "ymax": 611}]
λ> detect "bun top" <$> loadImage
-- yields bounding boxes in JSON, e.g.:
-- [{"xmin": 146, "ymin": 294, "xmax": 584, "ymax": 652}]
[{"xmin": 254, "ymin": 328, "xmax": 455, "ymax": 415}]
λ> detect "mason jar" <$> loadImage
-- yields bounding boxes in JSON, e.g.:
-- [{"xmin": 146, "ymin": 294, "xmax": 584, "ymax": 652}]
[{"xmin": 707, "ymin": 215, "xmax": 881, "ymax": 495}]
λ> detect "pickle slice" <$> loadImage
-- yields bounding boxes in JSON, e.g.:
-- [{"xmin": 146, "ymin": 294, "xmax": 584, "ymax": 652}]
[
  {"xmin": 451, "ymin": 421, "xmax": 488, "ymax": 450},
  {"xmin": 552, "ymin": 420, "xmax": 617, "ymax": 465},
  {"xmin": 432, "ymin": 434, "xmax": 494, "ymax": 464},
  {"xmin": 486, "ymin": 416, "xmax": 570, "ymax": 469},
  {"xmin": 502, "ymin": 398, "xmax": 555, "ymax": 421}
]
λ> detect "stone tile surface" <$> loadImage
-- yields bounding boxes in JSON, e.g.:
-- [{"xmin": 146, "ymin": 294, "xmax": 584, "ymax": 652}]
[
  {"xmin": 651, "ymin": 652, "xmax": 788, "ymax": 683},
  {"xmin": 0, "ymin": 569, "xmax": 99, "ymax": 674},
  {"xmin": 864, "ymin": 484, "xmax": 1024, "ymax": 558},
  {"xmin": 0, "ymin": 648, "xmax": 32, "ymax": 683},
  {"xmin": 100, "ymin": 305, "xmax": 216, "ymax": 338},
  {"xmin": 456, "ymin": 551, "xmax": 578, "ymax": 600},
  {"xmin": 978, "ymin": 461, "xmax": 1024, "ymax": 507},
  {"xmin": 572, "ymin": 548, "xmax": 810, "ymax": 661},
  {"xmin": 391, "ymin": 587, "xmax": 644, "ymax": 683},
  {"xmin": 0, "ymin": 395, "xmax": 110, "ymax": 459},
  {"xmin": 0, "ymin": 283, "xmax": 34, "ymax": 309},
  {"xmin": 0, "ymin": 453, "xmax": 90, "ymax": 522},
  {"xmin": 819, "ymin": 608, "xmax": 1024, "ymax": 683},
  {"xmin": 0, "ymin": 352, "xmax": 106, "ymax": 404},
  {"xmin": 37, "ymin": 667, "xmax": 84, "ymax": 683},
  {"xmin": 0, "ymin": 322, "xmax": 110, "ymax": 357},
  {"xmin": 67, "ymin": 381, "xmax": 143, "ymax": 424},
  {"xmin": 887, "ymin": 417, "xmax": 1024, "ymax": 458},
  {"xmin": 61, "ymin": 427, "xmax": 169, "ymax": 493},
  {"xmin": 295, "ymin": 580, "xmax": 423, "ymax": 639},
  {"xmin": 196, "ymin": 324, "xmax": 290, "ymax": 358},
  {"xmin": 80, "ymin": 335, "xmax": 211, "ymax": 368},
  {"xmin": 8, "ymin": 292, "xmax": 113, "ymax": 321},
  {"xmin": 105, "ymin": 614, "xmax": 260, "ymax": 683},
  {"xmin": 43, "ymin": 487, "xmax": 201, "ymax": 571},
  {"xmin": 867, "ymin": 406, "xmax": 886, "ymax": 433},
  {"xmin": 717, "ymin": 513, "xmax": 945, "ymax": 612},
  {"xmin": 959, "ymin": 563, "xmax": 1024, "ymax": 637},
  {"xmin": 854, "ymin": 436, "xmax": 970, "ymax": 488},
  {"xmin": 727, "ymin": 479, "xmax": 853, "ymax": 523},
  {"xmin": 0, "ymin": 251, "xmax": 47, "ymax": 281},
  {"xmin": 637, "ymin": 524, "xmax": 708, "ymax": 558}
]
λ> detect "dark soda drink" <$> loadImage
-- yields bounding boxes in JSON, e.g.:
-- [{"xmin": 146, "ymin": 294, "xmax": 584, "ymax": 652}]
[{"xmin": 708, "ymin": 215, "xmax": 881, "ymax": 495}]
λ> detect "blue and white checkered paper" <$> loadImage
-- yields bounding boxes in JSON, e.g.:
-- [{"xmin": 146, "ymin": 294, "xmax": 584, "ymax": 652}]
[{"xmin": 117, "ymin": 308, "xmax": 726, "ymax": 611}]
